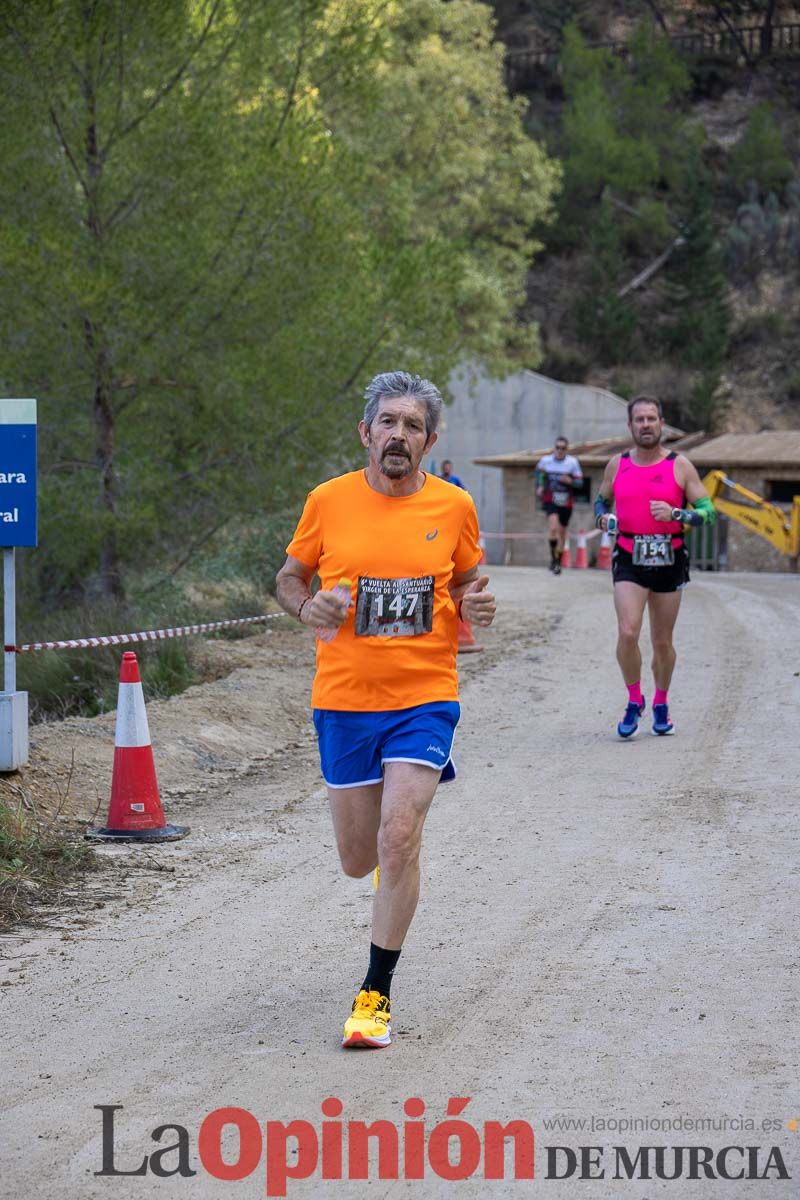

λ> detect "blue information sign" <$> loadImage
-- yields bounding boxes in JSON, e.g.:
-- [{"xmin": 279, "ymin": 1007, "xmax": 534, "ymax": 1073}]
[{"xmin": 0, "ymin": 399, "xmax": 38, "ymax": 547}]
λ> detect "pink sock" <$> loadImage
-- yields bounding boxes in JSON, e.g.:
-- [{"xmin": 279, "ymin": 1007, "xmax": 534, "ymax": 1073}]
[
  {"xmin": 627, "ymin": 682, "xmax": 643, "ymax": 706},
  {"xmin": 654, "ymin": 688, "xmax": 668, "ymax": 706}
]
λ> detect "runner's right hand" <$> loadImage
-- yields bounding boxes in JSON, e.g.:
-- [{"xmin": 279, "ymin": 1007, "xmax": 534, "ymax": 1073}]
[{"xmin": 308, "ymin": 589, "xmax": 351, "ymax": 626}]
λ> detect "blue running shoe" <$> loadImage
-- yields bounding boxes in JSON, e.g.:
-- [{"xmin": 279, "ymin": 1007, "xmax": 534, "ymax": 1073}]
[
  {"xmin": 617, "ymin": 699, "xmax": 645, "ymax": 740},
  {"xmin": 651, "ymin": 703, "xmax": 674, "ymax": 736}
]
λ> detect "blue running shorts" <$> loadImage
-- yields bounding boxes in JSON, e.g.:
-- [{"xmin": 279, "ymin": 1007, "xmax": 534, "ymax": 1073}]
[{"xmin": 312, "ymin": 701, "xmax": 460, "ymax": 789}]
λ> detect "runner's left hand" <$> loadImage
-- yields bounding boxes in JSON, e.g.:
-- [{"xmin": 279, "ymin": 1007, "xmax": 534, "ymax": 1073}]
[
  {"xmin": 460, "ymin": 576, "xmax": 496, "ymax": 627},
  {"xmin": 650, "ymin": 500, "xmax": 674, "ymax": 522}
]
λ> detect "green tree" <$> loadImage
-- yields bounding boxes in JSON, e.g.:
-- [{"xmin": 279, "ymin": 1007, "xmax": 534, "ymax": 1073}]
[
  {"xmin": 729, "ymin": 102, "xmax": 793, "ymax": 200},
  {"xmin": 0, "ymin": 0, "xmax": 558, "ymax": 606},
  {"xmin": 332, "ymin": 0, "xmax": 560, "ymax": 371},
  {"xmin": 661, "ymin": 162, "xmax": 731, "ymax": 429},
  {"xmin": 559, "ymin": 22, "xmax": 691, "ymax": 246},
  {"xmin": 574, "ymin": 194, "xmax": 638, "ymax": 363}
]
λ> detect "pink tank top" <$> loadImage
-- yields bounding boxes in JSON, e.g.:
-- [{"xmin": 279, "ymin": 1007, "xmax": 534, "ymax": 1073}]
[{"xmin": 613, "ymin": 452, "xmax": 685, "ymax": 553}]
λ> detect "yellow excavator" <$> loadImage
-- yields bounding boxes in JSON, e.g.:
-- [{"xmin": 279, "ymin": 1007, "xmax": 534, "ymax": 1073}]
[{"xmin": 702, "ymin": 469, "xmax": 800, "ymax": 564}]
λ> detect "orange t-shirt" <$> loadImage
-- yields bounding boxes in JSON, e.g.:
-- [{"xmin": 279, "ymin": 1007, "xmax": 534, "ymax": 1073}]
[{"xmin": 286, "ymin": 470, "xmax": 482, "ymax": 710}]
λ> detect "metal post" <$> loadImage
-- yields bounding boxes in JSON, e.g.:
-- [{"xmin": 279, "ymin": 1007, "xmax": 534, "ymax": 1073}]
[
  {"xmin": 1, "ymin": 545, "xmax": 27, "ymax": 770},
  {"xmin": 4, "ymin": 547, "xmax": 16, "ymax": 693}
]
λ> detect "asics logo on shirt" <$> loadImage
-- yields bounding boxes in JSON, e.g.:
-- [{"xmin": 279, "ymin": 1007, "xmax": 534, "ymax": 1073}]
[{"xmin": 425, "ymin": 529, "xmax": 439, "ymax": 541}]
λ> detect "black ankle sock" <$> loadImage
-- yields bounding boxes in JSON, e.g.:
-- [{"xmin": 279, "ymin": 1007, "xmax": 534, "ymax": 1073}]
[
  {"xmin": 549, "ymin": 538, "xmax": 558, "ymax": 562},
  {"xmin": 362, "ymin": 943, "xmax": 401, "ymax": 998}
]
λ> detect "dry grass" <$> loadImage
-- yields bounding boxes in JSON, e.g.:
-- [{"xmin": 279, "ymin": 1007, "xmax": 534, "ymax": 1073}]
[{"xmin": 0, "ymin": 754, "xmax": 98, "ymax": 932}]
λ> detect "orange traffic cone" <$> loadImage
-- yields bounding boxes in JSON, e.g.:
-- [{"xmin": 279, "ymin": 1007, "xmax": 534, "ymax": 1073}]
[
  {"xmin": 560, "ymin": 541, "xmax": 571, "ymax": 570},
  {"xmin": 574, "ymin": 528, "xmax": 588, "ymax": 569},
  {"xmin": 457, "ymin": 618, "xmax": 483, "ymax": 654},
  {"xmin": 596, "ymin": 530, "xmax": 612, "ymax": 570},
  {"xmin": 86, "ymin": 652, "xmax": 189, "ymax": 843}
]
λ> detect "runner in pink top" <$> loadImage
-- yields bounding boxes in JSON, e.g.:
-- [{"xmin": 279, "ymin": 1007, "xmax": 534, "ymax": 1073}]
[
  {"xmin": 614, "ymin": 453, "xmax": 685, "ymax": 555},
  {"xmin": 594, "ymin": 395, "xmax": 716, "ymax": 739}
]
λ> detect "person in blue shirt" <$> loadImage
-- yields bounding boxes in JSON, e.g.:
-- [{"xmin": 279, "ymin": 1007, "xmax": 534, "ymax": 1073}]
[{"xmin": 440, "ymin": 459, "xmax": 466, "ymax": 489}]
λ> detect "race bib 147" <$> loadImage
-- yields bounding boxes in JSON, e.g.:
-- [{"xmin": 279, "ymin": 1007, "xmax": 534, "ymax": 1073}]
[{"xmin": 355, "ymin": 575, "xmax": 434, "ymax": 637}]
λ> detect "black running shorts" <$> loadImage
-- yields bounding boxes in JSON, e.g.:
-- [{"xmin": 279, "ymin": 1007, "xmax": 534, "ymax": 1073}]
[
  {"xmin": 543, "ymin": 502, "xmax": 573, "ymax": 528},
  {"xmin": 612, "ymin": 542, "xmax": 690, "ymax": 593}
]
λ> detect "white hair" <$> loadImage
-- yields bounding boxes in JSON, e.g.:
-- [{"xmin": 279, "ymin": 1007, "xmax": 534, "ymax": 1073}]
[{"xmin": 363, "ymin": 371, "xmax": 443, "ymax": 439}]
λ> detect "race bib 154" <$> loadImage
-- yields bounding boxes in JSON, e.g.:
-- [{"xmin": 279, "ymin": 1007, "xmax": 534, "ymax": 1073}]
[{"xmin": 632, "ymin": 534, "xmax": 675, "ymax": 567}]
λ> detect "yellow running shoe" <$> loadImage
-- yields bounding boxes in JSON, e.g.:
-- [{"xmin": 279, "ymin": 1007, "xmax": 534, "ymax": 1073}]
[
  {"xmin": 373, "ymin": 866, "xmax": 380, "ymax": 891},
  {"xmin": 342, "ymin": 989, "xmax": 391, "ymax": 1048}
]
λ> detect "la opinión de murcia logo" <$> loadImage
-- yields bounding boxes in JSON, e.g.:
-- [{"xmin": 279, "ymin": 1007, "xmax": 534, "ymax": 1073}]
[
  {"xmin": 95, "ymin": 1099, "xmax": 534, "ymax": 1195},
  {"xmin": 94, "ymin": 1101, "xmax": 791, "ymax": 1194}
]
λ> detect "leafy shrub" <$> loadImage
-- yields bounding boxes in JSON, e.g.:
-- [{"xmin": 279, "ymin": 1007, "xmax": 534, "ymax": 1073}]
[
  {"xmin": 728, "ymin": 103, "xmax": 793, "ymax": 200},
  {"xmin": 722, "ymin": 186, "xmax": 788, "ymax": 281}
]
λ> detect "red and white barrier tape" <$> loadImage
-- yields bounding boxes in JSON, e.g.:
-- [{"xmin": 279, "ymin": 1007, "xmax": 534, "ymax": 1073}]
[
  {"xmin": 480, "ymin": 528, "xmax": 601, "ymax": 541},
  {"xmin": 480, "ymin": 531, "xmax": 539, "ymax": 540},
  {"xmin": 4, "ymin": 613, "xmax": 287, "ymax": 654}
]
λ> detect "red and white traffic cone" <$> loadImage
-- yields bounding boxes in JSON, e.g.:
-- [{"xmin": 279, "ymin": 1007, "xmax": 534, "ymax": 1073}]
[
  {"xmin": 86, "ymin": 652, "xmax": 189, "ymax": 843},
  {"xmin": 457, "ymin": 618, "xmax": 484, "ymax": 654},
  {"xmin": 478, "ymin": 535, "xmax": 487, "ymax": 565},
  {"xmin": 574, "ymin": 528, "xmax": 588, "ymax": 569},
  {"xmin": 596, "ymin": 530, "xmax": 612, "ymax": 570}
]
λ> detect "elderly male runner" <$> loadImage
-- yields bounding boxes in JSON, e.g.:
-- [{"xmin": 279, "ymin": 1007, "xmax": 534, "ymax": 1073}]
[
  {"xmin": 535, "ymin": 437, "xmax": 583, "ymax": 573},
  {"xmin": 276, "ymin": 371, "xmax": 495, "ymax": 1048},
  {"xmin": 595, "ymin": 395, "xmax": 715, "ymax": 739}
]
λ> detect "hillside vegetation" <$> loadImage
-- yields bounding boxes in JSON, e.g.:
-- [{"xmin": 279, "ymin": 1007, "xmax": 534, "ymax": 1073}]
[{"xmin": 492, "ymin": 0, "xmax": 800, "ymax": 435}]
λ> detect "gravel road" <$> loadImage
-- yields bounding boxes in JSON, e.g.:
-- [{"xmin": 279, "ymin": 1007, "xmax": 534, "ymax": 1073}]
[{"xmin": 2, "ymin": 567, "xmax": 798, "ymax": 1198}]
